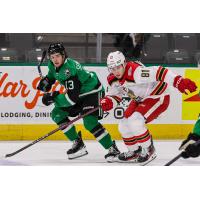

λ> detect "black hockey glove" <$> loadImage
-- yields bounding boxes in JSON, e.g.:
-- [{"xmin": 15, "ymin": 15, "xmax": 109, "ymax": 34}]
[
  {"xmin": 181, "ymin": 142, "xmax": 200, "ymax": 159},
  {"xmin": 37, "ymin": 76, "xmax": 54, "ymax": 92},
  {"xmin": 179, "ymin": 133, "xmax": 200, "ymax": 150},
  {"xmin": 42, "ymin": 91, "xmax": 60, "ymax": 106}
]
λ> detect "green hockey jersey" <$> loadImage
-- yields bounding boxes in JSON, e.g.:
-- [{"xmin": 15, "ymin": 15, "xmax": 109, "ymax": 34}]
[{"xmin": 47, "ymin": 58, "xmax": 103, "ymax": 107}]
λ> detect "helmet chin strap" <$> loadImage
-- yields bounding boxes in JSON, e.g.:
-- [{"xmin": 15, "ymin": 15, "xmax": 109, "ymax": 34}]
[{"xmin": 123, "ymin": 61, "xmax": 126, "ymax": 68}]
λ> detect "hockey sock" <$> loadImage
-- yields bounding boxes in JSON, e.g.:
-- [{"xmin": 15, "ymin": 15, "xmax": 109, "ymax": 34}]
[
  {"xmin": 136, "ymin": 130, "xmax": 151, "ymax": 148},
  {"xmin": 63, "ymin": 125, "xmax": 79, "ymax": 141},
  {"xmin": 123, "ymin": 130, "xmax": 151, "ymax": 150},
  {"xmin": 83, "ymin": 115, "xmax": 113, "ymax": 149},
  {"xmin": 90, "ymin": 123, "xmax": 113, "ymax": 149},
  {"xmin": 122, "ymin": 136, "xmax": 139, "ymax": 151},
  {"xmin": 58, "ymin": 119, "xmax": 79, "ymax": 141}
]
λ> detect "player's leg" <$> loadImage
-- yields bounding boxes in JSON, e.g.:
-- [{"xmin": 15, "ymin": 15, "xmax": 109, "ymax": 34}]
[
  {"xmin": 116, "ymin": 95, "xmax": 169, "ymax": 163},
  {"xmin": 81, "ymin": 91, "xmax": 120, "ymax": 162},
  {"xmin": 134, "ymin": 95, "xmax": 170, "ymax": 164},
  {"xmin": 51, "ymin": 106, "xmax": 88, "ymax": 159},
  {"xmin": 83, "ymin": 115, "xmax": 120, "ymax": 161},
  {"xmin": 116, "ymin": 112, "xmax": 149, "ymax": 162}
]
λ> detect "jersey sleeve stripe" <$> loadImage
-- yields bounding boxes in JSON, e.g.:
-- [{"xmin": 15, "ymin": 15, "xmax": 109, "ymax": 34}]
[
  {"xmin": 160, "ymin": 68, "xmax": 168, "ymax": 82},
  {"xmin": 150, "ymin": 82, "xmax": 168, "ymax": 95},
  {"xmin": 156, "ymin": 66, "xmax": 168, "ymax": 81},
  {"xmin": 65, "ymin": 93, "xmax": 76, "ymax": 106},
  {"xmin": 156, "ymin": 66, "xmax": 162, "ymax": 81},
  {"xmin": 157, "ymin": 82, "xmax": 168, "ymax": 95}
]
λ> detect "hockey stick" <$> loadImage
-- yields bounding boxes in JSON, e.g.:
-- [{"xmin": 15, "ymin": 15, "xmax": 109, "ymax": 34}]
[
  {"xmin": 5, "ymin": 106, "xmax": 100, "ymax": 158},
  {"xmin": 164, "ymin": 153, "xmax": 182, "ymax": 166},
  {"xmin": 164, "ymin": 140, "xmax": 200, "ymax": 166},
  {"xmin": 37, "ymin": 50, "xmax": 47, "ymax": 78}
]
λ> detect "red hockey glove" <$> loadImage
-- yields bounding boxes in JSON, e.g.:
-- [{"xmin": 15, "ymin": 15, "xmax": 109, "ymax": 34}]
[
  {"xmin": 124, "ymin": 100, "xmax": 138, "ymax": 118},
  {"xmin": 173, "ymin": 75, "xmax": 197, "ymax": 94},
  {"xmin": 100, "ymin": 96, "xmax": 113, "ymax": 111}
]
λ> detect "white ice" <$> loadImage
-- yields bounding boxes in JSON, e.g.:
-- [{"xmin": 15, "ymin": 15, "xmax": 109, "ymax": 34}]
[{"xmin": 0, "ymin": 140, "xmax": 199, "ymax": 166}]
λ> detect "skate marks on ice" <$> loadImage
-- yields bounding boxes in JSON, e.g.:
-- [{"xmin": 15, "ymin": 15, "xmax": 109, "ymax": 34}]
[
  {"xmin": 0, "ymin": 140, "xmax": 199, "ymax": 166},
  {"xmin": 0, "ymin": 155, "xmax": 28, "ymax": 166}
]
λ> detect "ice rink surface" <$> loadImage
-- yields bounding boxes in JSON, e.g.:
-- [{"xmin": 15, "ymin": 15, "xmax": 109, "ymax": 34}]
[{"xmin": 0, "ymin": 140, "xmax": 199, "ymax": 166}]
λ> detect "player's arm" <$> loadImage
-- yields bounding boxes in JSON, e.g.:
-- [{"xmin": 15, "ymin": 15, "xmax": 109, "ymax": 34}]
[
  {"xmin": 42, "ymin": 62, "xmax": 81, "ymax": 107},
  {"xmin": 133, "ymin": 65, "xmax": 197, "ymax": 94},
  {"xmin": 42, "ymin": 75, "xmax": 81, "ymax": 107},
  {"xmin": 53, "ymin": 76, "xmax": 81, "ymax": 107},
  {"xmin": 100, "ymin": 75, "xmax": 122, "ymax": 111}
]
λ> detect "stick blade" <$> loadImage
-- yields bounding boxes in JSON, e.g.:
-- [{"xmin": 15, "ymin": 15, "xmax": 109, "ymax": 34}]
[{"xmin": 5, "ymin": 152, "xmax": 18, "ymax": 158}]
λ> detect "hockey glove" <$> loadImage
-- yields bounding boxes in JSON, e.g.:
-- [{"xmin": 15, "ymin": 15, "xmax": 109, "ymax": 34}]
[
  {"xmin": 181, "ymin": 142, "xmax": 200, "ymax": 159},
  {"xmin": 179, "ymin": 133, "xmax": 200, "ymax": 150},
  {"xmin": 124, "ymin": 100, "xmax": 138, "ymax": 118},
  {"xmin": 173, "ymin": 75, "xmax": 197, "ymax": 94},
  {"xmin": 100, "ymin": 96, "xmax": 113, "ymax": 111},
  {"xmin": 42, "ymin": 91, "xmax": 60, "ymax": 106},
  {"xmin": 37, "ymin": 76, "xmax": 54, "ymax": 92}
]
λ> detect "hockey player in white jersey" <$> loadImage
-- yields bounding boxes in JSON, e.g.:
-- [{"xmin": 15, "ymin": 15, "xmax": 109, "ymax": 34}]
[{"xmin": 100, "ymin": 51, "xmax": 197, "ymax": 165}]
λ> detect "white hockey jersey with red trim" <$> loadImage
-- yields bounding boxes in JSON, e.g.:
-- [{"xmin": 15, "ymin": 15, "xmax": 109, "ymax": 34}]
[{"xmin": 106, "ymin": 61, "xmax": 177, "ymax": 102}]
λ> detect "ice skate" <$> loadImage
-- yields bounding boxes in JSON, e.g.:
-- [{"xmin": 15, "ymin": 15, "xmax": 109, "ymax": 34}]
[
  {"xmin": 137, "ymin": 143, "xmax": 157, "ymax": 166},
  {"xmin": 115, "ymin": 147, "xmax": 141, "ymax": 163},
  {"xmin": 67, "ymin": 131, "xmax": 88, "ymax": 159},
  {"xmin": 105, "ymin": 141, "xmax": 120, "ymax": 162}
]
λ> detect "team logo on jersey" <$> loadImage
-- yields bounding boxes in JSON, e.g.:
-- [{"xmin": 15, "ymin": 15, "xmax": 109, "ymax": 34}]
[
  {"xmin": 75, "ymin": 61, "xmax": 82, "ymax": 70},
  {"xmin": 65, "ymin": 69, "xmax": 71, "ymax": 78}
]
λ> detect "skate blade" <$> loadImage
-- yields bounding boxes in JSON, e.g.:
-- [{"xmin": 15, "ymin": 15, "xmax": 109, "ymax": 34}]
[
  {"xmin": 114, "ymin": 156, "xmax": 138, "ymax": 163},
  {"xmin": 106, "ymin": 155, "xmax": 121, "ymax": 163},
  {"xmin": 68, "ymin": 149, "xmax": 88, "ymax": 160},
  {"xmin": 106, "ymin": 156, "xmax": 116, "ymax": 163},
  {"xmin": 106, "ymin": 155, "xmax": 138, "ymax": 163},
  {"xmin": 139, "ymin": 153, "xmax": 157, "ymax": 166}
]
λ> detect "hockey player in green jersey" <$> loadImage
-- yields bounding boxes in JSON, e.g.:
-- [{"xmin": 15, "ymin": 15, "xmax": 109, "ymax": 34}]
[
  {"xmin": 37, "ymin": 43, "xmax": 120, "ymax": 161},
  {"xmin": 179, "ymin": 118, "xmax": 200, "ymax": 159}
]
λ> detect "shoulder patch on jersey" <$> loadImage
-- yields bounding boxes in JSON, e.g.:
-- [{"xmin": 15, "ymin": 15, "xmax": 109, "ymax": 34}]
[
  {"xmin": 107, "ymin": 74, "xmax": 118, "ymax": 85},
  {"xmin": 75, "ymin": 62, "xmax": 82, "ymax": 70}
]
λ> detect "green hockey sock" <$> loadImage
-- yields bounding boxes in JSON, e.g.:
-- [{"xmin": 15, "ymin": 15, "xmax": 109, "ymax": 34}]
[
  {"xmin": 63, "ymin": 125, "xmax": 79, "ymax": 141},
  {"xmin": 90, "ymin": 123, "xmax": 113, "ymax": 149},
  {"xmin": 98, "ymin": 133, "xmax": 113, "ymax": 149}
]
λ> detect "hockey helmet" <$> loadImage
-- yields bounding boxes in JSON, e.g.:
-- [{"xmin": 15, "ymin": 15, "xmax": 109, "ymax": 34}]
[
  {"xmin": 48, "ymin": 43, "xmax": 67, "ymax": 57},
  {"xmin": 107, "ymin": 51, "xmax": 126, "ymax": 70}
]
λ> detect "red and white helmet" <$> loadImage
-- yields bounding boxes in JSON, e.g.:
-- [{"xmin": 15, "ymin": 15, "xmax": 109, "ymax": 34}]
[{"xmin": 107, "ymin": 51, "xmax": 126, "ymax": 70}]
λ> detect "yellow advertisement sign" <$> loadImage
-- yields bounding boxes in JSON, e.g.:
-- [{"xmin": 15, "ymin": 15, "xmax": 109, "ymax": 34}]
[{"xmin": 182, "ymin": 69, "xmax": 200, "ymax": 120}]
